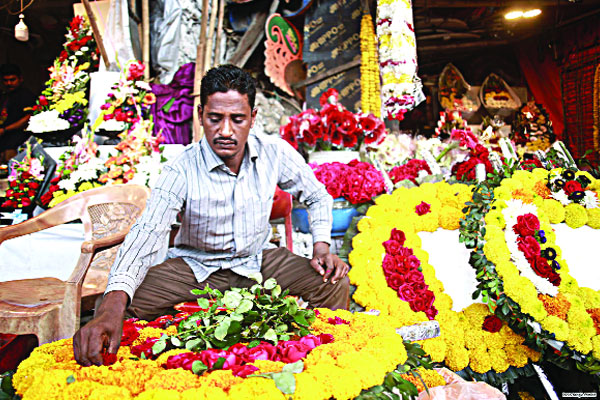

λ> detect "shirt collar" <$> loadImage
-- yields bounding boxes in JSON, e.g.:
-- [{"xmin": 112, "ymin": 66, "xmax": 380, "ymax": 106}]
[{"xmin": 200, "ymin": 133, "xmax": 259, "ymax": 172}]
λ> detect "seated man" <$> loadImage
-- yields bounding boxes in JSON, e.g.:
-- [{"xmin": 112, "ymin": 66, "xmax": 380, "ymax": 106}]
[{"xmin": 74, "ymin": 65, "xmax": 350, "ymax": 366}]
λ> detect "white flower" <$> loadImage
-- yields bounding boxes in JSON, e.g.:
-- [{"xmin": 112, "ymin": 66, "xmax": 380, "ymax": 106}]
[
  {"xmin": 135, "ymin": 81, "xmax": 151, "ymax": 91},
  {"xmin": 58, "ymin": 177, "xmax": 77, "ymax": 192},
  {"xmin": 551, "ymin": 189, "xmax": 571, "ymax": 206},
  {"xmin": 583, "ymin": 191, "xmax": 599, "ymax": 209},
  {"xmin": 26, "ymin": 110, "xmax": 70, "ymax": 133}
]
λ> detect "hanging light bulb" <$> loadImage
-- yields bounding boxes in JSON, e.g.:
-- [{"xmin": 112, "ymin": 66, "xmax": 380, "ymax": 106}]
[{"xmin": 14, "ymin": 13, "xmax": 29, "ymax": 41}]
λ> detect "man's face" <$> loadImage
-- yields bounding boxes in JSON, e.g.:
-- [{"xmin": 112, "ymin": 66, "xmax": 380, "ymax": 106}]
[
  {"xmin": 200, "ymin": 90, "xmax": 257, "ymax": 172},
  {"xmin": 2, "ymin": 74, "xmax": 23, "ymax": 92}
]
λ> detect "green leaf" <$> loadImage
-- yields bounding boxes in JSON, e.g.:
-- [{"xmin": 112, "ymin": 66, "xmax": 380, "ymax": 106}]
[
  {"xmin": 212, "ymin": 357, "xmax": 226, "ymax": 370},
  {"xmin": 264, "ymin": 278, "xmax": 277, "ymax": 290},
  {"xmin": 197, "ymin": 298, "xmax": 210, "ymax": 309},
  {"xmin": 249, "ymin": 272, "xmax": 263, "ymax": 284},
  {"xmin": 287, "ymin": 299, "xmax": 298, "ymax": 315},
  {"xmin": 152, "ymin": 340, "xmax": 166, "ymax": 355},
  {"xmin": 214, "ymin": 319, "xmax": 231, "ymax": 340},
  {"xmin": 190, "ymin": 288, "xmax": 206, "ymax": 296},
  {"xmin": 293, "ymin": 312, "xmax": 309, "ymax": 326},
  {"xmin": 223, "ymin": 291, "xmax": 243, "ymax": 309},
  {"xmin": 236, "ymin": 299, "xmax": 254, "ymax": 314},
  {"xmin": 264, "ymin": 328, "xmax": 278, "ymax": 342},
  {"xmin": 271, "ymin": 372, "xmax": 296, "ymax": 394},
  {"xmin": 275, "ymin": 324, "xmax": 288, "ymax": 333},
  {"xmin": 282, "ymin": 360, "xmax": 304, "ymax": 374},
  {"xmin": 271, "ymin": 285, "xmax": 282, "ymax": 298},
  {"xmin": 185, "ymin": 338, "xmax": 203, "ymax": 350},
  {"xmin": 248, "ymin": 340, "xmax": 261, "ymax": 348},
  {"xmin": 66, "ymin": 375, "xmax": 76, "ymax": 384},
  {"xmin": 192, "ymin": 360, "xmax": 208, "ymax": 375},
  {"xmin": 230, "ymin": 312, "xmax": 244, "ymax": 321},
  {"xmin": 250, "ymin": 284, "xmax": 262, "ymax": 295},
  {"xmin": 171, "ymin": 337, "xmax": 182, "ymax": 347}
]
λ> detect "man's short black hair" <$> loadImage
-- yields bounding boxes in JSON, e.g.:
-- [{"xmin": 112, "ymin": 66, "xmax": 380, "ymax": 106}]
[
  {"xmin": 200, "ymin": 64, "xmax": 256, "ymax": 109},
  {"xmin": 0, "ymin": 64, "xmax": 22, "ymax": 78}
]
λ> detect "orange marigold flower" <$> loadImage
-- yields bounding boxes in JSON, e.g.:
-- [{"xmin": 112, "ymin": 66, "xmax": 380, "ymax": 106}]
[
  {"xmin": 538, "ymin": 293, "xmax": 571, "ymax": 320},
  {"xmin": 533, "ymin": 181, "xmax": 551, "ymax": 199},
  {"xmin": 512, "ymin": 189, "xmax": 535, "ymax": 204},
  {"xmin": 587, "ymin": 308, "xmax": 600, "ymax": 335}
]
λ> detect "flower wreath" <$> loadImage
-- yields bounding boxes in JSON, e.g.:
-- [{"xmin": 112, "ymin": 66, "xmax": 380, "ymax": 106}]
[
  {"xmin": 13, "ymin": 309, "xmax": 408, "ymax": 400},
  {"xmin": 464, "ymin": 168, "xmax": 600, "ymax": 372},
  {"xmin": 348, "ymin": 182, "xmax": 540, "ymax": 376}
]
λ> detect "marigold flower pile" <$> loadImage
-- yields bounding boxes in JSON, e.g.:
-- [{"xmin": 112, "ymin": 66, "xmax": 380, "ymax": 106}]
[
  {"xmin": 349, "ymin": 182, "xmax": 541, "ymax": 374},
  {"xmin": 13, "ymin": 309, "xmax": 408, "ymax": 399}
]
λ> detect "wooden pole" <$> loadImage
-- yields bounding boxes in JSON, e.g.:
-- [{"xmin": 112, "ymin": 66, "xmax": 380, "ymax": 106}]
[
  {"xmin": 204, "ymin": 0, "xmax": 219, "ymax": 71},
  {"xmin": 192, "ymin": 0, "xmax": 210, "ymax": 142},
  {"xmin": 213, "ymin": 0, "xmax": 226, "ymax": 67},
  {"xmin": 142, "ymin": 0, "xmax": 150, "ymax": 79},
  {"xmin": 81, "ymin": 0, "xmax": 109, "ymax": 68}
]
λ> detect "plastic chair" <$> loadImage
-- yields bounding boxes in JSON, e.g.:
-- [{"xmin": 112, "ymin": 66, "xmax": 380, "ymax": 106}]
[
  {"xmin": 270, "ymin": 186, "xmax": 293, "ymax": 252},
  {"xmin": 0, "ymin": 184, "xmax": 150, "ymax": 345}
]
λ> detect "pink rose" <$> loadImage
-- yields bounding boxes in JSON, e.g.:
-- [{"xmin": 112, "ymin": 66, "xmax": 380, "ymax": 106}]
[
  {"xmin": 404, "ymin": 255, "xmax": 421, "ymax": 271},
  {"xmin": 299, "ymin": 335, "xmax": 322, "ymax": 350},
  {"xmin": 277, "ymin": 341, "xmax": 311, "ymax": 363},
  {"xmin": 241, "ymin": 343, "xmax": 277, "ymax": 363},
  {"xmin": 397, "ymin": 283, "xmax": 417, "ymax": 302},
  {"xmin": 409, "ymin": 289, "xmax": 436, "ymax": 314},
  {"xmin": 383, "ymin": 239, "xmax": 403, "ymax": 255},
  {"xmin": 390, "ymin": 229, "xmax": 406, "ymax": 245},
  {"xmin": 382, "ymin": 255, "xmax": 399, "ymax": 274},
  {"xmin": 404, "ymin": 270, "xmax": 425, "ymax": 284},
  {"xmin": 199, "ymin": 349, "xmax": 240, "ymax": 369},
  {"xmin": 415, "ymin": 201, "xmax": 431, "ymax": 216},
  {"xmin": 230, "ymin": 364, "xmax": 259, "ymax": 377},
  {"xmin": 228, "ymin": 343, "xmax": 249, "ymax": 356}
]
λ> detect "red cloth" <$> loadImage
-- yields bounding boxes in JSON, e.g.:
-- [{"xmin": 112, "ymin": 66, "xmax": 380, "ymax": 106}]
[{"xmin": 516, "ymin": 40, "xmax": 564, "ymax": 138}]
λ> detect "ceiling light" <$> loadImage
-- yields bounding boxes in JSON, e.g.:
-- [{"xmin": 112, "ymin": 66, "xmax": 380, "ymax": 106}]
[
  {"xmin": 505, "ymin": 10, "xmax": 524, "ymax": 20},
  {"xmin": 14, "ymin": 14, "xmax": 28, "ymax": 41},
  {"xmin": 523, "ymin": 9, "xmax": 542, "ymax": 18}
]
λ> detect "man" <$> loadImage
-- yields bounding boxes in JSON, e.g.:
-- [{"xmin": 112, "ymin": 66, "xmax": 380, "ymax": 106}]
[
  {"xmin": 74, "ymin": 65, "xmax": 350, "ymax": 366},
  {"xmin": 0, "ymin": 64, "xmax": 36, "ymax": 163}
]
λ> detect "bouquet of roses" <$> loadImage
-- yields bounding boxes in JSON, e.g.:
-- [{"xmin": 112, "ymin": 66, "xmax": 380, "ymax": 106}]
[
  {"xmin": 280, "ymin": 89, "xmax": 387, "ymax": 152},
  {"xmin": 99, "ymin": 120, "xmax": 165, "ymax": 186},
  {"xmin": 311, "ymin": 160, "xmax": 386, "ymax": 204},
  {"xmin": 40, "ymin": 130, "xmax": 105, "ymax": 207},
  {"xmin": 1, "ymin": 143, "xmax": 45, "ymax": 209},
  {"xmin": 28, "ymin": 16, "xmax": 98, "ymax": 133},
  {"xmin": 434, "ymin": 111, "xmax": 469, "ymax": 139},
  {"xmin": 388, "ymin": 159, "xmax": 432, "ymax": 186},
  {"xmin": 93, "ymin": 60, "xmax": 156, "ymax": 134}
]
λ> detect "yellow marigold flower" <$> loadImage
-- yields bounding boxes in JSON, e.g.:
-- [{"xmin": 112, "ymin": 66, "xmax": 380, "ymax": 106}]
[
  {"xmin": 133, "ymin": 327, "xmax": 168, "ymax": 346},
  {"xmin": 136, "ymin": 389, "xmax": 181, "ymax": 400},
  {"xmin": 565, "ymin": 203, "xmax": 588, "ymax": 228},
  {"xmin": 542, "ymin": 315, "xmax": 570, "ymax": 341},
  {"xmin": 88, "ymin": 385, "xmax": 133, "ymax": 399},
  {"xmin": 21, "ymin": 369, "xmax": 73, "ymax": 400},
  {"xmin": 444, "ymin": 345, "xmax": 469, "ymax": 371},
  {"xmin": 586, "ymin": 207, "xmax": 600, "ymax": 229},
  {"xmin": 469, "ymin": 347, "xmax": 492, "ymax": 374},
  {"xmin": 155, "ymin": 349, "xmax": 191, "ymax": 367},
  {"xmin": 180, "ymin": 386, "xmax": 227, "ymax": 400},
  {"xmin": 439, "ymin": 205, "xmax": 463, "ymax": 230},
  {"xmin": 144, "ymin": 369, "xmax": 201, "ymax": 392},
  {"xmin": 488, "ymin": 348, "xmax": 510, "ymax": 373},
  {"xmin": 420, "ymin": 337, "xmax": 446, "ymax": 362}
]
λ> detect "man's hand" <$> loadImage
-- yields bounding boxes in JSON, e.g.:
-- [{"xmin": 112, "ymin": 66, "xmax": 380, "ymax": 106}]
[
  {"xmin": 73, "ymin": 291, "xmax": 128, "ymax": 366},
  {"xmin": 310, "ymin": 241, "xmax": 349, "ymax": 284}
]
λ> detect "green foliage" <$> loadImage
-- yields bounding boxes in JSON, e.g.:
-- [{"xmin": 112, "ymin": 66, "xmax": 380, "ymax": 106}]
[
  {"xmin": 249, "ymin": 360, "xmax": 304, "ymax": 395},
  {"xmin": 150, "ymin": 278, "xmax": 316, "ymax": 362},
  {"xmin": 0, "ymin": 372, "xmax": 19, "ymax": 400}
]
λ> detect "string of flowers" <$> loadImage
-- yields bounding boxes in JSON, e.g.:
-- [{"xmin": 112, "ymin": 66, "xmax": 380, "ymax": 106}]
[
  {"xmin": 1, "ymin": 142, "xmax": 45, "ymax": 209},
  {"xmin": 359, "ymin": 12, "xmax": 381, "ymax": 118},
  {"xmin": 376, "ymin": 0, "xmax": 425, "ymax": 120},
  {"xmin": 27, "ymin": 16, "xmax": 98, "ymax": 133},
  {"xmin": 461, "ymin": 166, "xmax": 600, "ymax": 374},
  {"xmin": 348, "ymin": 182, "xmax": 541, "ymax": 379}
]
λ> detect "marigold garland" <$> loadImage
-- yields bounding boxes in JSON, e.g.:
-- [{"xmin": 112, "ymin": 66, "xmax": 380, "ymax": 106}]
[
  {"xmin": 348, "ymin": 182, "xmax": 540, "ymax": 375},
  {"xmin": 360, "ymin": 13, "xmax": 381, "ymax": 118},
  {"xmin": 13, "ymin": 309, "xmax": 407, "ymax": 399}
]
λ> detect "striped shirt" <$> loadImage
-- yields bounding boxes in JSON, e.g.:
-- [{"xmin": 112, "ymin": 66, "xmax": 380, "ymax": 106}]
[{"xmin": 106, "ymin": 133, "xmax": 333, "ymax": 301}]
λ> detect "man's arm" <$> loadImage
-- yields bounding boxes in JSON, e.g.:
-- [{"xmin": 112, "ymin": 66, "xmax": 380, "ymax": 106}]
[{"xmin": 0, "ymin": 114, "xmax": 30, "ymax": 136}]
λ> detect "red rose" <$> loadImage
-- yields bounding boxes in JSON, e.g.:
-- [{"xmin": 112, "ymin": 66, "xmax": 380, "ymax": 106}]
[
  {"xmin": 517, "ymin": 235, "xmax": 541, "ymax": 260},
  {"xmin": 404, "ymin": 255, "xmax": 421, "ymax": 270},
  {"xmin": 319, "ymin": 88, "xmax": 339, "ymax": 106},
  {"xmin": 531, "ymin": 256, "xmax": 553, "ymax": 278},
  {"xmin": 28, "ymin": 181, "xmax": 40, "ymax": 190},
  {"xmin": 409, "ymin": 289, "xmax": 436, "ymax": 314},
  {"xmin": 385, "ymin": 273, "xmax": 405, "ymax": 290},
  {"xmin": 383, "ymin": 239, "xmax": 403, "ymax": 255},
  {"xmin": 563, "ymin": 180, "xmax": 583, "ymax": 195},
  {"xmin": 382, "ymin": 255, "xmax": 399, "ymax": 275},
  {"xmin": 513, "ymin": 214, "xmax": 540, "ymax": 237},
  {"xmin": 165, "ymin": 352, "xmax": 203, "ymax": 370},
  {"xmin": 21, "ymin": 198, "xmax": 32, "ymax": 207},
  {"xmin": 131, "ymin": 337, "xmax": 159, "ymax": 358},
  {"xmin": 199, "ymin": 348, "xmax": 240, "ymax": 369},
  {"xmin": 482, "ymin": 315, "xmax": 503, "ymax": 333},
  {"xmin": 548, "ymin": 272, "xmax": 561, "ymax": 286},
  {"xmin": 276, "ymin": 341, "xmax": 311, "ymax": 363},
  {"xmin": 390, "ymin": 228, "xmax": 406, "ymax": 245},
  {"xmin": 230, "ymin": 364, "xmax": 259, "ymax": 378},
  {"xmin": 415, "ymin": 201, "xmax": 431, "ymax": 216},
  {"xmin": 317, "ymin": 333, "xmax": 334, "ymax": 344},
  {"xmin": 102, "ymin": 350, "xmax": 117, "ymax": 366},
  {"xmin": 241, "ymin": 343, "xmax": 277, "ymax": 363},
  {"xmin": 397, "ymin": 283, "xmax": 417, "ymax": 302},
  {"xmin": 394, "ymin": 256, "xmax": 413, "ymax": 275},
  {"xmin": 120, "ymin": 321, "xmax": 140, "ymax": 346},
  {"xmin": 404, "ymin": 270, "xmax": 425, "ymax": 285}
]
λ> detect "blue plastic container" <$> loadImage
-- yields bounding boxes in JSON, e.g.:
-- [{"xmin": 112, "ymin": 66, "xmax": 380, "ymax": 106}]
[{"xmin": 291, "ymin": 198, "xmax": 359, "ymax": 237}]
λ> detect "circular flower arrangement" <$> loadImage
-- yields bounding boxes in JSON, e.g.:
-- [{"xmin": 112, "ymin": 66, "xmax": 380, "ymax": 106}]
[
  {"xmin": 13, "ymin": 308, "xmax": 408, "ymax": 399},
  {"xmin": 465, "ymin": 168, "xmax": 600, "ymax": 370},
  {"xmin": 348, "ymin": 182, "xmax": 540, "ymax": 375}
]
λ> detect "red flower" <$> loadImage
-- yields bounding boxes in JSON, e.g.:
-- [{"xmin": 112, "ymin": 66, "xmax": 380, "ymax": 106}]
[
  {"xmin": 319, "ymin": 88, "xmax": 339, "ymax": 106},
  {"xmin": 165, "ymin": 352, "xmax": 203, "ymax": 370},
  {"xmin": 482, "ymin": 315, "xmax": 503, "ymax": 333},
  {"xmin": 21, "ymin": 198, "xmax": 32, "ymax": 207},
  {"xmin": 276, "ymin": 341, "xmax": 311, "ymax": 363},
  {"xmin": 415, "ymin": 201, "xmax": 431, "ymax": 216},
  {"xmin": 451, "ymin": 128, "xmax": 479, "ymax": 150},
  {"xmin": 126, "ymin": 61, "xmax": 145, "ymax": 81},
  {"xmin": 517, "ymin": 235, "xmax": 541, "ymax": 260},
  {"xmin": 120, "ymin": 321, "xmax": 140, "ymax": 346},
  {"xmin": 390, "ymin": 228, "xmax": 406, "ymax": 245},
  {"xmin": 531, "ymin": 256, "xmax": 553, "ymax": 279},
  {"xmin": 383, "ymin": 239, "xmax": 403, "ymax": 255},
  {"xmin": 102, "ymin": 350, "xmax": 117, "ymax": 366},
  {"xmin": 230, "ymin": 364, "xmax": 259, "ymax": 377},
  {"xmin": 317, "ymin": 333, "xmax": 334, "ymax": 344},
  {"xmin": 382, "ymin": 255, "xmax": 399, "ymax": 275},
  {"xmin": 240, "ymin": 343, "xmax": 277, "ymax": 363},
  {"xmin": 563, "ymin": 180, "xmax": 583, "ymax": 195},
  {"xmin": 409, "ymin": 289, "xmax": 436, "ymax": 315},
  {"xmin": 199, "ymin": 349, "xmax": 240, "ymax": 369},
  {"xmin": 28, "ymin": 181, "xmax": 40, "ymax": 190},
  {"xmin": 386, "ymin": 273, "xmax": 406, "ymax": 290},
  {"xmin": 513, "ymin": 214, "xmax": 540, "ymax": 237},
  {"xmin": 327, "ymin": 316, "xmax": 350, "ymax": 325},
  {"xmin": 397, "ymin": 283, "xmax": 418, "ymax": 302},
  {"xmin": 130, "ymin": 337, "xmax": 159, "ymax": 359}
]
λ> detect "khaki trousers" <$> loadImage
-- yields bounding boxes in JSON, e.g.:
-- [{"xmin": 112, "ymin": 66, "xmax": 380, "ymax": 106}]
[{"xmin": 127, "ymin": 247, "xmax": 349, "ymax": 320}]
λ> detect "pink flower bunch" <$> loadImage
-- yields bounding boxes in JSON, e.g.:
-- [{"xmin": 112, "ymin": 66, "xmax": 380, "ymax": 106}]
[
  {"xmin": 164, "ymin": 334, "xmax": 335, "ymax": 377},
  {"xmin": 280, "ymin": 88, "xmax": 387, "ymax": 151},
  {"xmin": 388, "ymin": 159, "xmax": 432, "ymax": 185},
  {"xmin": 312, "ymin": 160, "xmax": 386, "ymax": 204},
  {"xmin": 381, "ymin": 228, "xmax": 438, "ymax": 320}
]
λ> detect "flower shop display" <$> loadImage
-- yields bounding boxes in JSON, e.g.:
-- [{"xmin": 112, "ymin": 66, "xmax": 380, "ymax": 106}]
[
  {"xmin": 12, "ymin": 278, "xmax": 413, "ymax": 399},
  {"xmin": 438, "ymin": 63, "xmax": 480, "ymax": 116},
  {"xmin": 359, "ymin": 12, "xmax": 381, "ymax": 118},
  {"xmin": 93, "ymin": 60, "xmax": 155, "ymax": 135},
  {"xmin": 280, "ymin": 88, "xmax": 387, "ymax": 155},
  {"xmin": 480, "ymin": 73, "xmax": 521, "ymax": 116},
  {"xmin": 376, "ymin": 0, "xmax": 425, "ymax": 120},
  {"xmin": 27, "ymin": 16, "xmax": 99, "ymax": 135},
  {"xmin": 461, "ymin": 166, "xmax": 600, "ymax": 374},
  {"xmin": 1, "ymin": 143, "xmax": 45, "ymax": 210},
  {"xmin": 349, "ymin": 182, "xmax": 541, "ymax": 379}
]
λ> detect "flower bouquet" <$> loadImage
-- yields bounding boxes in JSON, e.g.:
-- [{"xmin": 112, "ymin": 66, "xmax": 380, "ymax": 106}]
[
  {"xmin": 1, "ymin": 142, "xmax": 45, "ymax": 210},
  {"xmin": 280, "ymin": 88, "xmax": 387, "ymax": 154},
  {"xmin": 27, "ymin": 16, "xmax": 98, "ymax": 136},
  {"xmin": 93, "ymin": 60, "xmax": 156, "ymax": 136},
  {"xmin": 311, "ymin": 160, "xmax": 386, "ymax": 204},
  {"xmin": 388, "ymin": 159, "xmax": 432, "ymax": 187}
]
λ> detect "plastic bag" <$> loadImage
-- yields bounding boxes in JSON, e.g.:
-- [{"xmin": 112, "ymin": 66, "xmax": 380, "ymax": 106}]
[{"xmin": 417, "ymin": 368, "xmax": 506, "ymax": 400}]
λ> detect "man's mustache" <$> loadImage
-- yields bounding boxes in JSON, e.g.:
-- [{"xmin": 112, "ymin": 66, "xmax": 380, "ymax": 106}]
[{"xmin": 213, "ymin": 137, "xmax": 237, "ymax": 145}]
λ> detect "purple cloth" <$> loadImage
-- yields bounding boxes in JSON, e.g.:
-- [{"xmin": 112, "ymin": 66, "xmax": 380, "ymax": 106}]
[{"xmin": 150, "ymin": 63, "xmax": 195, "ymax": 145}]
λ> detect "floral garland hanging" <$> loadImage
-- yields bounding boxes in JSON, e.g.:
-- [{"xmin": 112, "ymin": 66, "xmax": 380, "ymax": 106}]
[
  {"xmin": 376, "ymin": 0, "xmax": 425, "ymax": 120},
  {"xmin": 13, "ymin": 308, "xmax": 408, "ymax": 399},
  {"xmin": 359, "ymin": 12, "xmax": 381, "ymax": 118},
  {"xmin": 348, "ymin": 182, "xmax": 541, "ymax": 376},
  {"xmin": 462, "ymin": 167, "xmax": 600, "ymax": 372}
]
